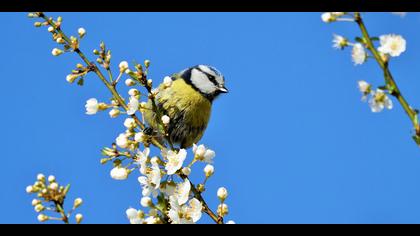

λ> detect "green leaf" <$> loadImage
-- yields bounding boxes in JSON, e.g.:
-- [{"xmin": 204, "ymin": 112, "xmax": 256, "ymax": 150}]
[
  {"xmin": 77, "ymin": 78, "xmax": 84, "ymax": 86},
  {"xmin": 370, "ymin": 37, "xmax": 380, "ymax": 41},
  {"xmin": 378, "ymin": 85, "xmax": 387, "ymax": 90},
  {"xmin": 412, "ymin": 135, "xmax": 420, "ymax": 145},
  {"xmin": 63, "ymin": 184, "xmax": 71, "ymax": 196},
  {"xmin": 355, "ymin": 37, "xmax": 364, "ymax": 43}
]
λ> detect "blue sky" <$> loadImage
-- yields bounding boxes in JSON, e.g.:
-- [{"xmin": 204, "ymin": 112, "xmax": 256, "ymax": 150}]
[{"xmin": 2, "ymin": 12, "xmax": 420, "ymax": 224}]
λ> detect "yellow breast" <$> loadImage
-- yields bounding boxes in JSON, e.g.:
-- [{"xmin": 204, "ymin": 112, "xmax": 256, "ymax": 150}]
[{"xmin": 144, "ymin": 79, "xmax": 212, "ymax": 148}]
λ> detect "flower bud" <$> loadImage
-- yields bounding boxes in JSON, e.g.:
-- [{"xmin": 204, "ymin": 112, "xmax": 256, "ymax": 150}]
[
  {"xmin": 125, "ymin": 79, "xmax": 136, "ymax": 87},
  {"xmin": 32, "ymin": 199, "xmax": 41, "ymax": 206},
  {"xmin": 34, "ymin": 204, "xmax": 45, "ymax": 212},
  {"xmin": 49, "ymin": 182, "xmax": 58, "ymax": 191},
  {"xmin": 163, "ymin": 76, "xmax": 173, "ymax": 88},
  {"xmin": 119, "ymin": 61, "xmax": 129, "ymax": 73},
  {"xmin": 197, "ymin": 184, "xmax": 205, "ymax": 193},
  {"xmin": 147, "ymin": 79, "xmax": 153, "ymax": 87},
  {"xmin": 126, "ymin": 208, "xmax": 138, "ymax": 219},
  {"xmin": 110, "ymin": 166, "xmax": 129, "ymax": 180},
  {"xmin": 75, "ymin": 213, "xmax": 83, "ymax": 224},
  {"xmin": 56, "ymin": 37, "xmax": 65, "ymax": 44},
  {"xmin": 144, "ymin": 60, "xmax": 151, "ymax": 68},
  {"xmin": 66, "ymin": 74, "xmax": 78, "ymax": 84},
  {"xmin": 124, "ymin": 118, "xmax": 137, "ymax": 129},
  {"xmin": 217, "ymin": 203, "xmax": 229, "ymax": 217},
  {"xmin": 74, "ymin": 198, "xmax": 83, "ymax": 208},
  {"xmin": 51, "ymin": 48, "xmax": 63, "ymax": 56},
  {"xmin": 109, "ymin": 109, "xmax": 120, "ymax": 118},
  {"xmin": 48, "ymin": 175, "xmax": 56, "ymax": 182},
  {"xmin": 47, "ymin": 26, "xmax": 54, "ymax": 32},
  {"xmin": 217, "ymin": 187, "xmax": 228, "ymax": 201},
  {"xmin": 37, "ymin": 174, "xmax": 45, "ymax": 182},
  {"xmin": 128, "ymin": 89, "xmax": 139, "ymax": 97},
  {"xmin": 78, "ymin": 28, "xmax": 86, "ymax": 38},
  {"xmin": 204, "ymin": 164, "xmax": 214, "ymax": 177},
  {"xmin": 182, "ymin": 167, "xmax": 191, "ymax": 176},
  {"xmin": 161, "ymin": 115, "xmax": 170, "ymax": 125},
  {"xmin": 26, "ymin": 185, "xmax": 34, "ymax": 193},
  {"xmin": 140, "ymin": 197, "xmax": 152, "ymax": 207},
  {"xmin": 37, "ymin": 214, "xmax": 49, "ymax": 222}
]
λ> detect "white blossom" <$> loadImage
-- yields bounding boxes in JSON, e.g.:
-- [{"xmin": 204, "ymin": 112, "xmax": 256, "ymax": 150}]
[
  {"xmin": 134, "ymin": 132, "xmax": 145, "ymax": 143},
  {"xmin": 136, "ymin": 148, "xmax": 150, "ymax": 175},
  {"xmin": 116, "ymin": 133, "xmax": 129, "ymax": 148},
  {"xmin": 110, "ymin": 166, "xmax": 129, "ymax": 180},
  {"xmin": 351, "ymin": 43, "xmax": 367, "ymax": 65},
  {"xmin": 85, "ymin": 98, "xmax": 99, "ymax": 115},
  {"xmin": 168, "ymin": 196, "xmax": 202, "ymax": 224},
  {"xmin": 378, "ymin": 34, "xmax": 406, "ymax": 57},
  {"xmin": 138, "ymin": 163, "xmax": 161, "ymax": 197},
  {"xmin": 357, "ymin": 80, "xmax": 371, "ymax": 101},
  {"xmin": 368, "ymin": 89, "xmax": 393, "ymax": 113},
  {"xmin": 124, "ymin": 118, "xmax": 136, "ymax": 129},
  {"xmin": 144, "ymin": 216, "xmax": 159, "ymax": 224},
  {"xmin": 174, "ymin": 179, "xmax": 191, "ymax": 205},
  {"xmin": 127, "ymin": 96, "xmax": 139, "ymax": 115},
  {"xmin": 165, "ymin": 149, "xmax": 187, "ymax": 175},
  {"xmin": 332, "ymin": 34, "xmax": 348, "ymax": 50},
  {"xmin": 160, "ymin": 181, "xmax": 176, "ymax": 197},
  {"xmin": 226, "ymin": 220, "xmax": 236, "ymax": 224},
  {"xmin": 193, "ymin": 144, "xmax": 215, "ymax": 163},
  {"xmin": 130, "ymin": 217, "xmax": 144, "ymax": 224}
]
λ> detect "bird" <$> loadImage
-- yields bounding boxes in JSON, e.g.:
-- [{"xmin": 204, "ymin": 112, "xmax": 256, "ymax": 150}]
[{"xmin": 143, "ymin": 65, "xmax": 228, "ymax": 149}]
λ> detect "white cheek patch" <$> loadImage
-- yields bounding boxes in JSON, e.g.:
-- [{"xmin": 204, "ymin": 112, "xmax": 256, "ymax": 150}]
[{"xmin": 191, "ymin": 69, "xmax": 217, "ymax": 94}]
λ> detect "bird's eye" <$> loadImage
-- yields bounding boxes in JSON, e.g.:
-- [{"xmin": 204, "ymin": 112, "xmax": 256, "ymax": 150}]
[{"xmin": 207, "ymin": 74, "xmax": 215, "ymax": 80}]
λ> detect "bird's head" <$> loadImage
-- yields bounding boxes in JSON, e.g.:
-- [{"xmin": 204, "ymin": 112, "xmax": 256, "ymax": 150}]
[{"xmin": 179, "ymin": 65, "xmax": 228, "ymax": 101}]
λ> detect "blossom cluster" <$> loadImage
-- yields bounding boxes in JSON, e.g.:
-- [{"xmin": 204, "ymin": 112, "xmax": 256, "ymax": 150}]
[
  {"xmin": 323, "ymin": 12, "xmax": 405, "ymax": 113},
  {"xmin": 322, "ymin": 12, "xmax": 420, "ymax": 145},
  {"xmin": 28, "ymin": 12, "xmax": 233, "ymax": 224},
  {"xmin": 26, "ymin": 173, "xmax": 83, "ymax": 224}
]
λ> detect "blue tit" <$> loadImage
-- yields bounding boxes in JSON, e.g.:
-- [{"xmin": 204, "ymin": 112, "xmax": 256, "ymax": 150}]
[{"xmin": 143, "ymin": 65, "xmax": 228, "ymax": 149}]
